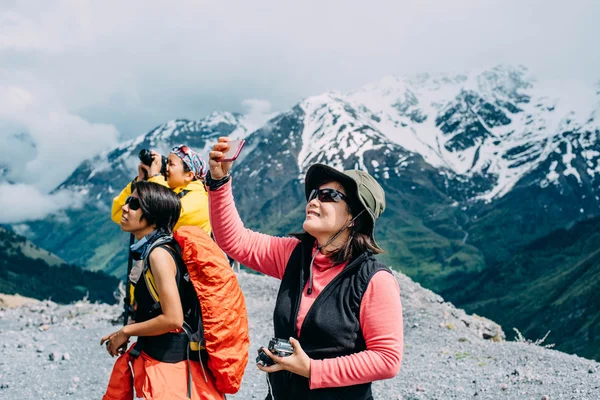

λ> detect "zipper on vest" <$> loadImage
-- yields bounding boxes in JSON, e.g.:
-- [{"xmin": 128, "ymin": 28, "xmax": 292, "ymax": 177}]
[
  {"xmin": 291, "ymin": 256, "xmax": 306, "ymax": 339},
  {"xmin": 297, "ymin": 253, "xmax": 369, "ymax": 335}
]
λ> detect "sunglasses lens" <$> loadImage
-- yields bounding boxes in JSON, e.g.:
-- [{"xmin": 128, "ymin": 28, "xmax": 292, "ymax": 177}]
[
  {"xmin": 309, "ymin": 189, "xmax": 344, "ymax": 203},
  {"xmin": 320, "ymin": 190, "xmax": 336, "ymax": 203},
  {"xmin": 126, "ymin": 196, "xmax": 141, "ymax": 210}
]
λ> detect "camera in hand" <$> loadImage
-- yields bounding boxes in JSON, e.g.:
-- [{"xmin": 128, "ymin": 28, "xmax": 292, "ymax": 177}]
[
  {"xmin": 256, "ymin": 338, "xmax": 294, "ymax": 367},
  {"xmin": 138, "ymin": 149, "xmax": 167, "ymax": 177}
]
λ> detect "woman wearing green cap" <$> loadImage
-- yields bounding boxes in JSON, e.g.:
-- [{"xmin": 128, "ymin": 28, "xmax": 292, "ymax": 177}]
[{"xmin": 207, "ymin": 138, "xmax": 403, "ymax": 400}]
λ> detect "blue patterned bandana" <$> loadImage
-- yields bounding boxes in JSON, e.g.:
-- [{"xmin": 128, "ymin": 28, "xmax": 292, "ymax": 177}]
[{"xmin": 171, "ymin": 145, "xmax": 207, "ymax": 180}]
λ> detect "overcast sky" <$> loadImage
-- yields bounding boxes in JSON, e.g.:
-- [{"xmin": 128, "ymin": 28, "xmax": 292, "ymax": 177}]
[{"xmin": 1, "ymin": 0, "xmax": 599, "ymax": 223}]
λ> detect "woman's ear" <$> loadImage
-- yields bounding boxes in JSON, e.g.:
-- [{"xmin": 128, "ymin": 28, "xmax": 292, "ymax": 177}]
[{"xmin": 184, "ymin": 170, "xmax": 195, "ymax": 183}]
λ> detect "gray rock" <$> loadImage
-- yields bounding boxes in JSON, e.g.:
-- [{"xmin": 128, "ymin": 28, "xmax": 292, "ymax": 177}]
[{"xmin": 0, "ymin": 271, "xmax": 599, "ymax": 400}]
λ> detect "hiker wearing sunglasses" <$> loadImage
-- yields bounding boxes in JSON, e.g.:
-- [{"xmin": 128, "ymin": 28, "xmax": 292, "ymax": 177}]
[
  {"xmin": 101, "ymin": 181, "xmax": 225, "ymax": 399},
  {"xmin": 111, "ymin": 145, "xmax": 211, "ymax": 319},
  {"xmin": 207, "ymin": 138, "xmax": 403, "ymax": 400}
]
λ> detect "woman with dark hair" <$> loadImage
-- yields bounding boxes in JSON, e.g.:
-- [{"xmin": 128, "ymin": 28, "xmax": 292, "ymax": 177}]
[
  {"xmin": 206, "ymin": 138, "xmax": 403, "ymax": 400},
  {"xmin": 101, "ymin": 181, "xmax": 224, "ymax": 400},
  {"xmin": 111, "ymin": 145, "xmax": 212, "ymax": 323}
]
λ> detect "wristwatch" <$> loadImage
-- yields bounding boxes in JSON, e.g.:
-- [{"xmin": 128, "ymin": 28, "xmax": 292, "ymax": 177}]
[{"xmin": 205, "ymin": 171, "xmax": 231, "ymax": 191}]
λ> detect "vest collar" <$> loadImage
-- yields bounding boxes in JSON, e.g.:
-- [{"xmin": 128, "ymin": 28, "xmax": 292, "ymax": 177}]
[{"xmin": 130, "ymin": 230, "xmax": 168, "ymax": 260}]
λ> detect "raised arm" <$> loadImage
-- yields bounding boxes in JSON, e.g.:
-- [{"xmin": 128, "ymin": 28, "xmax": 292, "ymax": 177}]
[
  {"xmin": 207, "ymin": 137, "xmax": 300, "ymax": 279},
  {"xmin": 111, "ymin": 161, "xmax": 169, "ymax": 225},
  {"xmin": 208, "ymin": 179, "xmax": 298, "ymax": 279}
]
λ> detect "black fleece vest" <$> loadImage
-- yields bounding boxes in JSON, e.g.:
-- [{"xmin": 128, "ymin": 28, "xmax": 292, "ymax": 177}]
[
  {"xmin": 268, "ymin": 238, "xmax": 392, "ymax": 400},
  {"xmin": 133, "ymin": 244, "xmax": 201, "ymax": 363}
]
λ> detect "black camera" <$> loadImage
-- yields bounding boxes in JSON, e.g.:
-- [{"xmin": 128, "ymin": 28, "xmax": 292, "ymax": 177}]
[
  {"xmin": 256, "ymin": 338, "xmax": 294, "ymax": 367},
  {"xmin": 138, "ymin": 149, "xmax": 167, "ymax": 177}
]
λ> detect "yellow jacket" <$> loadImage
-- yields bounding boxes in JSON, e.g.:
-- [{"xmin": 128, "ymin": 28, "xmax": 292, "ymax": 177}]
[{"xmin": 111, "ymin": 176, "xmax": 211, "ymax": 234}]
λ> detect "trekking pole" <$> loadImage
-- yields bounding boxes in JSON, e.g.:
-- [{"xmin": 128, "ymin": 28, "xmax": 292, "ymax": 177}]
[{"xmin": 123, "ymin": 233, "xmax": 135, "ymax": 326}]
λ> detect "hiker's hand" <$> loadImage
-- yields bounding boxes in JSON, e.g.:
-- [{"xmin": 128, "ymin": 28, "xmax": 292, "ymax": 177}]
[
  {"xmin": 256, "ymin": 338, "xmax": 311, "ymax": 379},
  {"xmin": 209, "ymin": 137, "xmax": 233, "ymax": 180},
  {"xmin": 101, "ymin": 329, "xmax": 130, "ymax": 357},
  {"xmin": 137, "ymin": 163, "xmax": 150, "ymax": 181},
  {"xmin": 148, "ymin": 151, "xmax": 163, "ymax": 177}
]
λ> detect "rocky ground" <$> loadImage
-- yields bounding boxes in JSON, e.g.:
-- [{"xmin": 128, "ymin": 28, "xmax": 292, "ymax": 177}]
[{"xmin": 1, "ymin": 271, "xmax": 598, "ymax": 400}]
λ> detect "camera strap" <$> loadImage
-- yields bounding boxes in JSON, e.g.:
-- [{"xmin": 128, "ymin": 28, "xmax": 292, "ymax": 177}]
[
  {"xmin": 177, "ymin": 190, "xmax": 190, "ymax": 199},
  {"xmin": 307, "ymin": 210, "xmax": 365, "ymax": 294}
]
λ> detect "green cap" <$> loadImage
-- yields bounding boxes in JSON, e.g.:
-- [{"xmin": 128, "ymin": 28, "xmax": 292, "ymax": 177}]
[{"xmin": 304, "ymin": 164, "xmax": 386, "ymax": 241}]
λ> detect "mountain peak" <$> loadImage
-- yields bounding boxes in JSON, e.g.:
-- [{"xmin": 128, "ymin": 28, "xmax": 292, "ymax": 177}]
[
  {"xmin": 37, "ymin": 66, "xmax": 600, "ymax": 208},
  {"xmin": 55, "ymin": 111, "xmax": 250, "ymax": 200},
  {"xmin": 204, "ymin": 111, "xmax": 244, "ymax": 127},
  {"xmin": 298, "ymin": 93, "xmax": 402, "ymax": 173}
]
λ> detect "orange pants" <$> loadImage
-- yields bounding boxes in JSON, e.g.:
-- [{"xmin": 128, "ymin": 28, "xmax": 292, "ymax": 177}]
[{"xmin": 103, "ymin": 345, "xmax": 224, "ymax": 400}]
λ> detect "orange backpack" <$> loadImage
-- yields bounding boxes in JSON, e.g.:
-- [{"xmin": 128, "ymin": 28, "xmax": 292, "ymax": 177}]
[
  {"xmin": 139, "ymin": 226, "xmax": 249, "ymax": 394},
  {"xmin": 173, "ymin": 226, "xmax": 249, "ymax": 394}
]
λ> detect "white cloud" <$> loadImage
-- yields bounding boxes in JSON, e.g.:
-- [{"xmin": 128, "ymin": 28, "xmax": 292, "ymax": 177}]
[
  {"xmin": 241, "ymin": 99, "xmax": 277, "ymax": 132},
  {"xmin": 2, "ymin": 0, "xmax": 598, "ymax": 141},
  {"xmin": 0, "ymin": 84, "xmax": 119, "ymax": 191},
  {"xmin": 0, "ymin": 11, "xmax": 42, "ymax": 50},
  {"xmin": 0, "ymin": 183, "xmax": 85, "ymax": 223},
  {"xmin": 0, "ymin": 0, "xmax": 598, "ymax": 223}
]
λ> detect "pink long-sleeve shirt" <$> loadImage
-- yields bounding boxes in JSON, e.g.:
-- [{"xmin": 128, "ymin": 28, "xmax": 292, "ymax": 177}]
[{"xmin": 209, "ymin": 180, "xmax": 403, "ymax": 389}]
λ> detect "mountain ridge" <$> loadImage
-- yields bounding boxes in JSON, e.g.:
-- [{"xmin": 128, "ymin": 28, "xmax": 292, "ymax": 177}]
[{"xmin": 12, "ymin": 64, "xmax": 600, "ymax": 361}]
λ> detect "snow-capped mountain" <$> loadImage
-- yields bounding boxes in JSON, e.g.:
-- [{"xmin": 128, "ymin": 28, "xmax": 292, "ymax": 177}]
[
  {"xmin": 11, "ymin": 65, "xmax": 600, "ymax": 365},
  {"xmin": 55, "ymin": 111, "xmax": 250, "ymax": 202},
  {"xmin": 17, "ymin": 112, "xmax": 250, "ymax": 275},
  {"xmin": 298, "ymin": 65, "xmax": 600, "ymax": 202},
  {"xmin": 39, "ymin": 65, "xmax": 600, "ymax": 214},
  {"xmin": 19, "ymin": 65, "xmax": 600, "ymax": 279}
]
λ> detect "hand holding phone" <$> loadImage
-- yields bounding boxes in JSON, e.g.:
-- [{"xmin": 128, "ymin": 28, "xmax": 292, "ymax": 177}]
[
  {"xmin": 209, "ymin": 137, "xmax": 244, "ymax": 180},
  {"xmin": 219, "ymin": 139, "xmax": 245, "ymax": 162}
]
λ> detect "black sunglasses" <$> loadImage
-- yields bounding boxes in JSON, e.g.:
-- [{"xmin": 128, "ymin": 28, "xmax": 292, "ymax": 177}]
[
  {"xmin": 125, "ymin": 196, "xmax": 141, "ymax": 211},
  {"xmin": 308, "ymin": 188, "xmax": 347, "ymax": 203}
]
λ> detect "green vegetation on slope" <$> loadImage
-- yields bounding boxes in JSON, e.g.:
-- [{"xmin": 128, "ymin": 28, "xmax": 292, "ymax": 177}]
[
  {"xmin": 454, "ymin": 216, "xmax": 600, "ymax": 361},
  {"xmin": 0, "ymin": 228, "xmax": 120, "ymax": 304}
]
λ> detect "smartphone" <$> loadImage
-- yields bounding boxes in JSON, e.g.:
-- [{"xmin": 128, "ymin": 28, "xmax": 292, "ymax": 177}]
[{"xmin": 220, "ymin": 139, "xmax": 246, "ymax": 162}]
